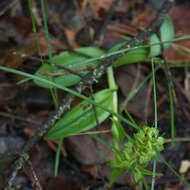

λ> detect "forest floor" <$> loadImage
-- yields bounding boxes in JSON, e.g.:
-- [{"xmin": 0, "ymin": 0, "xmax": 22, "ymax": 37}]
[{"xmin": 1, "ymin": 0, "xmax": 190, "ymax": 189}]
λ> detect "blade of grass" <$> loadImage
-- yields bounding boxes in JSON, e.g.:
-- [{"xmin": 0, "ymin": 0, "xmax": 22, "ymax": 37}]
[
  {"xmin": 162, "ymin": 63, "xmax": 175, "ymax": 146},
  {"xmin": 40, "ymin": 0, "xmax": 61, "ymax": 174},
  {"xmin": 40, "ymin": 0, "xmax": 52, "ymax": 59},
  {"xmin": 120, "ymin": 64, "xmax": 162, "ymax": 112},
  {"xmin": 159, "ymin": 154, "xmax": 190, "ymax": 187},
  {"xmin": 91, "ymin": 134, "xmax": 113, "ymax": 150},
  {"xmin": 124, "ymin": 109, "xmax": 138, "ymax": 127},
  {"xmin": 168, "ymin": 77, "xmax": 175, "ymax": 146},
  {"xmin": 54, "ymin": 138, "xmax": 63, "ymax": 176},
  {"xmin": 151, "ymin": 58, "xmax": 158, "ymax": 190},
  {"xmin": 28, "ymin": 0, "xmax": 44, "ymax": 63},
  {"xmin": 40, "ymin": 0, "xmax": 59, "ymax": 108}
]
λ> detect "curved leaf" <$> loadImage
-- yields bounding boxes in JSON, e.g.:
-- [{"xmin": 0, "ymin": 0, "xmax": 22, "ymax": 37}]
[
  {"xmin": 149, "ymin": 33, "xmax": 161, "ymax": 57},
  {"xmin": 34, "ymin": 47, "xmax": 105, "ymax": 88},
  {"xmin": 160, "ymin": 16, "xmax": 174, "ymax": 50},
  {"xmin": 149, "ymin": 16, "xmax": 174, "ymax": 57},
  {"xmin": 46, "ymin": 88, "xmax": 115, "ymax": 139},
  {"xmin": 110, "ymin": 169, "xmax": 123, "ymax": 186},
  {"xmin": 109, "ymin": 42, "xmax": 149, "ymax": 67}
]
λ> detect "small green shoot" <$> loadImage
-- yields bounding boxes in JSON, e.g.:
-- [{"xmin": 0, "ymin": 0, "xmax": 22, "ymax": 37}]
[
  {"xmin": 108, "ymin": 125, "xmax": 164, "ymax": 186},
  {"xmin": 151, "ymin": 58, "xmax": 158, "ymax": 190}
]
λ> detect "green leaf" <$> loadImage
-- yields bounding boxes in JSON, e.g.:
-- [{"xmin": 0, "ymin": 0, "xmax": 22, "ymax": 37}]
[
  {"xmin": 140, "ymin": 168, "xmax": 162, "ymax": 177},
  {"xmin": 134, "ymin": 169, "xmax": 143, "ymax": 182},
  {"xmin": 46, "ymin": 88, "xmax": 115, "ymax": 139},
  {"xmin": 149, "ymin": 33, "xmax": 161, "ymax": 57},
  {"xmin": 149, "ymin": 16, "xmax": 174, "ymax": 57},
  {"xmin": 110, "ymin": 168, "xmax": 123, "ymax": 186},
  {"xmin": 140, "ymin": 168, "xmax": 153, "ymax": 176},
  {"xmin": 160, "ymin": 16, "xmax": 174, "ymax": 50},
  {"xmin": 113, "ymin": 48, "xmax": 149, "ymax": 67},
  {"xmin": 34, "ymin": 47, "xmax": 105, "ymax": 88},
  {"xmin": 109, "ymin": 42, "xmax": 149, "ymax": 67}
]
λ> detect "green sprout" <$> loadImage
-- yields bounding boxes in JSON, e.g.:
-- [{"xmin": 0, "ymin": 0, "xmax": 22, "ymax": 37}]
[{"xmin": 109, "ymin": 126, "xmax": 164, "ymax": 185}]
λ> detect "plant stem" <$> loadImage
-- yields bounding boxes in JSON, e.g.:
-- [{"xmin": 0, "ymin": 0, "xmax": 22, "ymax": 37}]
[{"xmin": 151, "ymin": 58, "xmax": 157, "ymax": 190}]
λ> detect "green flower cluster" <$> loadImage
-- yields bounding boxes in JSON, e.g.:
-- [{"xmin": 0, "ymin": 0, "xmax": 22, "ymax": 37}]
[{"xmin": 109, "ymin": 126, "xmax": 164, "ymax": 183}]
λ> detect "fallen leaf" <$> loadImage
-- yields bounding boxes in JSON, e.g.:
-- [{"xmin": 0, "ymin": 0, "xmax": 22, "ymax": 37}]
[{"xmin": 116, "ymin": 65, "xmax": 153, "ymax": 119}]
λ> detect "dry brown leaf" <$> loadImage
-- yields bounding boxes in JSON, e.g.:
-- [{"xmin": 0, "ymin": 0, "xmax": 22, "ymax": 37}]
[{"xmin": 82, "ymin": 0, "xmax": 113, "ymax": 20}]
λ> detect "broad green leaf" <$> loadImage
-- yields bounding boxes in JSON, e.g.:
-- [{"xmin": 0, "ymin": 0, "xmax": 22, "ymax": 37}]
[
  {"xmin": 160, "ymin": 16, "xmax": 174, "ymax": 50},
  {"xmin": 34, "ymin": 47, "xmax": 105, "ymax": 88},
  {"xmin": 109, "ymin": 42, "xmax": 149, "ymax": 67},
  {"xmin": 46, "ymin": 88, "xmax": 115, "ymax": 139},
  {"xmin": 149, "ymin": 33, "xmax": 161, "ymax": 57},
  {"xmin": 149, "ymin": 16, "xmax": 174, "ymax": 57},
  {"xmin": 113, "ymin": 48, "xmax": 149, "ymax": 67}
]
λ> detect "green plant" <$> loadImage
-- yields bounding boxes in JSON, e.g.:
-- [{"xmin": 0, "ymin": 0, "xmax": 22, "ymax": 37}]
[
  {"xmin": 109, "ymin": 124, "xmax": 164, "ymax": 186},
  {"xmin": 41, "ymin": 16, "xmax": 173, "ymax": 188},
  {"xmin": 1, "ymin": 5, "xmax": 190, "ymax": 188}
]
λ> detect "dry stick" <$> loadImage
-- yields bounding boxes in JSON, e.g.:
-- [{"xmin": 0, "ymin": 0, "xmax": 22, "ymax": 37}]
[
  {"xmin": 92, "ymin": 0, "xmax": 122, "ymax": 46},
  {"xmin": 40, "ymin": 65, "xmax": 95, "ymax": 77},
  {"xmin": 0, "ymin": 152, "xmax": 20, "ymax": 159},
  {"xmin": 4, "ymin": 1, "xmax": 174, "ymax": 189},
  {"xmin": 0, "ymin": 111, "xmax": 41, "ymax": 125},
  {"xmin": 25, "ymin": 160, "xmax": 43, "ymax": 190}
]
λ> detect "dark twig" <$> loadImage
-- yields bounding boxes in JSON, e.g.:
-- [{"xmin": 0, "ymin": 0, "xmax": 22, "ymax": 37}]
[
  {"xmin": 26, "ymin": 160, "xmax": 43, "ymax": 190},
  {"xmin": 92, "ymin": 0, "xmax": 121, "ymax": 46},
  {"xmin": 4, "ymin": 1, "xmax": 174, "ymax": 189},
  {"xmin": 0, "ymin": 152, "xmax": 20, "ymax": 159},
  {"xmin": 54, "ymin": 63, "xmax": 85, "ymax": 79}
]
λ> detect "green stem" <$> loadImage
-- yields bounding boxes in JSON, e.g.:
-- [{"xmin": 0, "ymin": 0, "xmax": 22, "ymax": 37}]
[
  {"xmin": 40, "ymin": 0, "xmax": 52, "ymax": 58},
  {"xmin": 107, "ymin": 66, "xmax": 118, "ymax": 114},
  {"xmin": 28, "ymin": 0, "xmax": 44, "ymax": 63},
  {"xmin": 40, "ymin": 0, "xmax": 59, "ymax": 107},
  {"xmin": 151, "ymin": 58, "xmax": 157, "ymax": 190},
  {"xmin": 54, "ymin": 138, "xmax": 63, "ymax": 176}
]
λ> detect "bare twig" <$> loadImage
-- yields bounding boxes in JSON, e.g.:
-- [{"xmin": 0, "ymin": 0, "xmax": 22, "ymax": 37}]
[
  {"xmin": 93, "ymin": 0, "xmax": 121, "ymax": 46},
  {"xmin": 26, "ymin": 160, "xmax": 43, "ymax": 190},
  {"xmin": 0, "ymin": 112, "xmax": 41, "ymax": 125}
]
